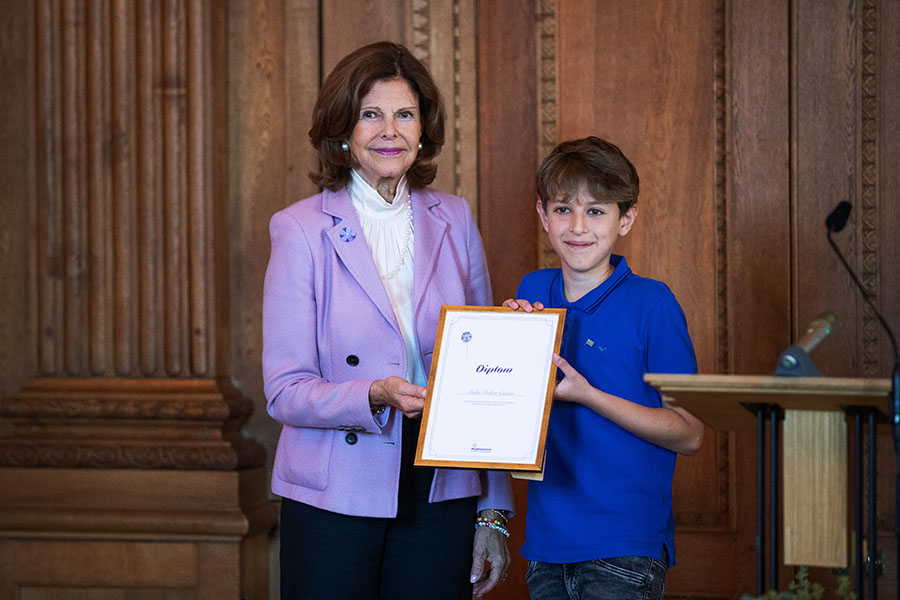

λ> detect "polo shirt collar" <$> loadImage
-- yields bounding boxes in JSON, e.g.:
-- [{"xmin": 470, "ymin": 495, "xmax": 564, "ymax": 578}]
[{"xmin": 550, "ymin": 254, "xmax": 632, "ymax": 310}]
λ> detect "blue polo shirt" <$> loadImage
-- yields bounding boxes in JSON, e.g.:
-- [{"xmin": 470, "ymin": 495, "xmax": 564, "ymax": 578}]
[{"xmin": 518, "ymin": 255, "xmax": 696, "ymax": 566}]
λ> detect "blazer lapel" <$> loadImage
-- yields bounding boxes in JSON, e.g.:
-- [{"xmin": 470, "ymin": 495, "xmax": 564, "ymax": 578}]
[
  {"xmin": 322, "ymin": 188, "xmax": 400, "ymax": 330},
  {"xmin": 412, "ymin": 189, "xmax": 448, "ymax": 310}
]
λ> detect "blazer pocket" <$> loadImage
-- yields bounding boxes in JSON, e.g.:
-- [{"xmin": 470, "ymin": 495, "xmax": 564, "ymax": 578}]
[{"xmin": 275, "ymin": 426, "xmax": 334, "ymax": 491}]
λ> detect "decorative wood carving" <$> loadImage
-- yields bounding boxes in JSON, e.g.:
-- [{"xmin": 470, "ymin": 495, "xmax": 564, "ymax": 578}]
[
  {"xmin": 1, "ymin": 3, "xmax": 274, "ymax": 596},
  {"xmin": 677, "ymin": 0, "xmax": 734, "ymax": 534},
  {"xmin": 0, "ymin": 378, "xmax": 266, "ymax": 470},
  {"xmin": 537, "ymin": 0, "xmax": 560, "ymax": 271},
  {"xmin": 33, "ymin": 0, "xmax": 221, "ymax": 379},
  {"xmin": 714, "ymin": 0, "xmax": 729, "ymax": 375},
  {"xmin": 407, "ymin": 0, "xmax": 479, "ymax": 214},
  {"xmin": 861, "ymin": 0, "xmax": 879, "ymax": 378}
]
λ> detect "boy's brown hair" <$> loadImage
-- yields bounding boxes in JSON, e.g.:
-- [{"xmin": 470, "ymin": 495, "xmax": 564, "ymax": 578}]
[{"xmin": 536, "ymin": 136, "xmax": 639, "ymax": 216}]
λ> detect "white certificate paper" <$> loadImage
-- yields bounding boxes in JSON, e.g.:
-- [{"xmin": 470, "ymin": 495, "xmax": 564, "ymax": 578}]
[{"xmin": 415, "ymin": 306, "xmax": 565, "ymax": 471}]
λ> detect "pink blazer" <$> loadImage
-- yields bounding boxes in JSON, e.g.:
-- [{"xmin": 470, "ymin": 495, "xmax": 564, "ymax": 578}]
[{"xmin": 263, "ymin": 186, "xmax": 514, "ymax": 518}]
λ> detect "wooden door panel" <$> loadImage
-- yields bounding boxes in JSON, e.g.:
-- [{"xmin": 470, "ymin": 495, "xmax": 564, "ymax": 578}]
[{"xmin": 553, "ymin": 2, "xmax": 737, "ymax": 597}]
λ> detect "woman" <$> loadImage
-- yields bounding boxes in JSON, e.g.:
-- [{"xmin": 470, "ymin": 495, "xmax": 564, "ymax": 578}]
[{"xmin": 262, "ymin": 41, "xmax": 514, "ymax": 599}]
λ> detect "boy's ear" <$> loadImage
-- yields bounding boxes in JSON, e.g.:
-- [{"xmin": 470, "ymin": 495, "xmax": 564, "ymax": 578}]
[
  {"xmin": 618, "ymin": 205, "xmax": 638, "ymax": 236},
  {"xmin": 536, "ymin": 199, "xmax": 549, "ymax": 232}
]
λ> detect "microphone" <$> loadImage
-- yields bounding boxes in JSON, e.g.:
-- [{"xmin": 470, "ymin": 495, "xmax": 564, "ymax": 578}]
[
  {"xmin": 774, "ymin": 312, "xmax": 836, "ymax": 376},
  {"xmin": 826, "ymin": 201, "xmax": 852, "ymax": 233},
  {"xmin": 825, "ymin": 201, "xmax": 900, "ymax": 536},
  {"xmin": 795, "ymin": 312, "xmax": 837, "ymax": 354},
  {"xmin": 825, "ymin": 201, "xmax": 899, "ymax": 386}
]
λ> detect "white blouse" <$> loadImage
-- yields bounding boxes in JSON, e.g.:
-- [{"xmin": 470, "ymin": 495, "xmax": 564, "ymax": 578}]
[{"xmin": 348, "ymin": 170, "xmax": 427, "ymax": 387}]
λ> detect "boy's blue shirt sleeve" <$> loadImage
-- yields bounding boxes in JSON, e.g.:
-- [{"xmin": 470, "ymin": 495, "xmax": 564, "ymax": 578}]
[{"xmin": 643, "ymin": 288, "xmax": 697, "ymax": 376}]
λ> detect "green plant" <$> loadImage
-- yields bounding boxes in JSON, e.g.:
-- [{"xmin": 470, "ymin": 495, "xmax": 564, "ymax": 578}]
[{"xmin": 739, "ymin": 567, "xmax": 857, "ymax": 600}]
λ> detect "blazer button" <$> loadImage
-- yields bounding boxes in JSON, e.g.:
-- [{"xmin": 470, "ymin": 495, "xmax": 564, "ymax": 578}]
[
  {"xmin": 344, "ymin": 432, "xmax": 358, "ymax": 445},
  {"xmin": 346, "ymin": 355, "xmax": 359, "ymax": 366}
]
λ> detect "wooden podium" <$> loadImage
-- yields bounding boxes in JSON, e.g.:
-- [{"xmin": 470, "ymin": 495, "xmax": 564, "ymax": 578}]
[{"xmin": 644, "ymin": 374, "xmax": 890, "ymax": 581}]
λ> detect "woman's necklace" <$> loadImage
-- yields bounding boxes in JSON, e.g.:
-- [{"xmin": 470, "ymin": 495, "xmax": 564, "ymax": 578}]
[{"xmin": 380, "ymin": 195, "xmax": 413, "ymax": 281}]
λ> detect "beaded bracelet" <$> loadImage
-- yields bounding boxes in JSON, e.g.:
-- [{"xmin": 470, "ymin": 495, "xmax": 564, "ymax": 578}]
[
  {"xmin": 475, "ymin": 517, "xmax": 510, "ymax": 538},
  {"xmin": 481, "ymin": 508, "xmax": 508, "ymax": 526}
]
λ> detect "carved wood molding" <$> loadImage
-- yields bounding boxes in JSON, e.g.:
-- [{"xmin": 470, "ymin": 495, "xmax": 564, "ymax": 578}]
[
  {"xmin": 0, "ymin": 440, "xmax": 263, "ymax": 471},
  {"xmin": 408, "ymin": 0, "xmax": 478, "ymax": 211},
  {"xmin": 672, "ymin": 0, "xmax": 735, "ymax": 532},
  {"xmin": 450, "ymin": 0, "xmax": 465, "ymax": 196},
  {"xmin": 0, "ymin": 466, "xmax": 277, "ymax": 537},
  {"xmin": 537, "ymin": 0, "xmax": 560, "ymax": 270},
  {"xmin": 3, "ymin": 378, "xmax": 252, "ymax": 420},
  {"xmin": 0, "ymin": 507, "xmax": 251, "ymax": 537},
  {"xmin": 675, "ymin": 430, "xmax": 733, "ymax": 530},
  {"xmin": 714, "ymin": 0, "xmax": 730, "ymax": 375},
  {"xmin": 0, "ymin": 378, "xmax": 266, "ymax": 470},
  {"xmin": 860, "ymin": 0, "xmax": 879, "ymax": 377},
  {"xmin": 411, "ymin": 0, "xmax": 431, "ymax": 67}
]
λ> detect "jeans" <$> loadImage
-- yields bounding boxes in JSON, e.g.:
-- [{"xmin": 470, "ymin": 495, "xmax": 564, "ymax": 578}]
[{"xmin": 526, "ymin": 555, "xmax": 667, "ymax": 600}]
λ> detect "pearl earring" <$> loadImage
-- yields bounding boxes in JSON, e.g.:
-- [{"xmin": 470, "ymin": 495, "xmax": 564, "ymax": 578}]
[
  {"xmin": 341, "ymin": 141, "xmax": 350, "ymax": 151},
  {"xmin": 418, "ymin": 142, "xmax": 423, "ymax": 150}
]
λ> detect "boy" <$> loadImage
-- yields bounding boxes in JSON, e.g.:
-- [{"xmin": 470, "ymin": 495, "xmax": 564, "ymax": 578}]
[{"xmin": 503, "ymin": 136, "xmax": 704, "ymax": 600}]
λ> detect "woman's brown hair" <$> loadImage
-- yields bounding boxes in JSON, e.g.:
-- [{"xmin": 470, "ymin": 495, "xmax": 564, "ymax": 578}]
[{"xmin": 309, "ymin": 41, "xmax": 446, "ymax": 191}]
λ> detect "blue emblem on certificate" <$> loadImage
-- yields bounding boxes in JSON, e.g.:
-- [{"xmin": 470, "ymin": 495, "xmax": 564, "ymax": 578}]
[
  {"xmin": 461, "ymin": 331, "xmax": 472, "ymax": 343},
  {"xmin": 339, "ymin": 227, "xmax": 356, "ymax": 242}
]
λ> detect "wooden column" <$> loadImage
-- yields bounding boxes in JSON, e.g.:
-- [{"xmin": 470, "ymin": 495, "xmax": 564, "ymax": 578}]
[{"xmin": 0, "ymin": 2, "xmax": 275, "ymax": 599}]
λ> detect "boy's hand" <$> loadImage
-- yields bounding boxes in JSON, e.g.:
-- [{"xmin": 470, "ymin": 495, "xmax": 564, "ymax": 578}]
[
  {"xmin": 550, "ymin": 353, "xmax": 591, "ymax": 403},
  {"xmin": 502, "ymin": 298, "xmax": 544, "ymax": 312}
]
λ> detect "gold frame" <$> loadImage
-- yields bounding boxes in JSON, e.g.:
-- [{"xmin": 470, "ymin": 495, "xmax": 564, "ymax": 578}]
[{"xmin": 414, "ymin": 305, "xmax": 565, "ymax": 471}]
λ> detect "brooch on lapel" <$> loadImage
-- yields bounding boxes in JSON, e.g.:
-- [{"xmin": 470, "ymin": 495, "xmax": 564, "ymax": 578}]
[{"xmin": 339, "ymin": 227, "xmax": 356, "ymax": 242}]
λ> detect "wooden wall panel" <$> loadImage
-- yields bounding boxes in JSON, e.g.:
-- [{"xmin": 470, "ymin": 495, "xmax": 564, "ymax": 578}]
[
  {"xmin": 729, "ymin": 1, "xmax": 792, "ymax": 373},
  {"xmin": 882, "ymin": 0, "xmax": 900, "ymax": 347},
  {"xmin": 417, "ymin": 0, "xmax": 480, "ymax": 212},
  {"xmin": 227, "ymin": 0, "xmax": 312, "ymax": 487},
  {"xmin": 729, "ymin": 0, "xmax": 792, "ymax": 594},
  {"xmin": 322, "ymin": 1, "xmax": 408, "ymax": 74},
  {"xmin": 477, "ymin": 0, "xmax": 538, "ymax": 305},
  {"xmin": 0, "ymin": 0, "xmax": 35, "ymax": 400},
  {"xmin": 793, "ymin": 1, "xmax": 864, "ymax": 379},
  {"xmin": 558, "ymin": 0, "xmax": 719, "ymax": 374},
  {"xmin": 474, "ymin": 4, "xmax": 539, "ymax": 598}
]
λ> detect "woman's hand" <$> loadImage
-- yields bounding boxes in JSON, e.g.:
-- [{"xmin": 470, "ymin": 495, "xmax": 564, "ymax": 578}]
[
  {"xmin": 470, "ymin": 525, "xmax": 511, "ymax": 596},
  {"xmin": 368, "ymin": 376, "xmax": 426, "ymax": 418},
  {"xmin": 501, "ymin": 298, "xmax": 544, "ymax": 312}
]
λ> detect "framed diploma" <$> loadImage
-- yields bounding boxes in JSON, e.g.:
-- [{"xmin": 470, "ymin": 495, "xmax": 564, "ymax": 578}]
[{"xmin": 415, "ymin": 305, "xmax": 566, "ymax": 471}]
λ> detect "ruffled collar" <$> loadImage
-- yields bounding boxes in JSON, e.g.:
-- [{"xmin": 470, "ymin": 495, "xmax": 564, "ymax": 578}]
[{"xmin": 348, "ymin": 170, "xmax": 410, "ymax": 220}]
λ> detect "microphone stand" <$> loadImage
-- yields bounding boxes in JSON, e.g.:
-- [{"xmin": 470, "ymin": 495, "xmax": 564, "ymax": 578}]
[{"xmin": 828, "ymin": 228, "xmax": 900, "ymax": 596}]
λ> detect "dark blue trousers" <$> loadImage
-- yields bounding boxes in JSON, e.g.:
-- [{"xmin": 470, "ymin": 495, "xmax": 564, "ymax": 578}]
[{"xmin": 279, "ymin": 418, "xmax": 477, "ymax": 600}]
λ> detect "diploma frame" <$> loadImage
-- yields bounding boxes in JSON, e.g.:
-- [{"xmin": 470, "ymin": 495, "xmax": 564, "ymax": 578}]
[{"xmin": 414, "ymin": 305, "xmax": 566, "ymax": 471}]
